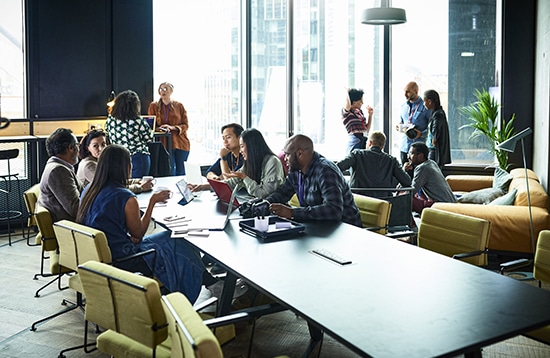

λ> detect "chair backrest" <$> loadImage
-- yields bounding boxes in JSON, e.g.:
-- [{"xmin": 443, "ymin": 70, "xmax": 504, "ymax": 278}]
[
  {"xmin": 34, "ymin": 204, "xmax": 58, "ymax": 251},
  {"xmin": 418, "ymin": 208, "xmax": 491, "ymax": 266},
  {"xmin": 53, "ymin": 220, "xmax": 112, "ymax": 271},
  {"xmin": 79, "ymin": 260, "xmax": 168, "ymax": 349},
  {"xmin": 162, "ymin": 293, "xmax": 223, "ymax": 358},
  {"xmin": 534, "ymin": 230, "xmax": 550, "ymax": 283},
  {"xmin": 352, "ymin": 193, "xmax": 392, "ymax": 234},
  {"xmin": 24, "ymin": 184, "xmax": 41, "ymax": 228}
]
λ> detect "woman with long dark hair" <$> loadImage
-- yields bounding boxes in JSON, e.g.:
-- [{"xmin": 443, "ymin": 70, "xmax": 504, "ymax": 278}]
[
  {"xmin": 77, "ymin": 144, "xmax": 204, "ymax": 302},
  {"xmin": 423, "ymin": 89, "xmax": 451, "ymax": 168},
  {"xmin": 106, "ymin": 90, "xmax": 153, "ymax": 178},
  {"xmin": 224, "ymin": 128, "xmax": 284, "ymax": 198}
]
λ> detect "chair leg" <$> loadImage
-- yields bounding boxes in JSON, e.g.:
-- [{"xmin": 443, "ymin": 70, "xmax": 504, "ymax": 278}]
[
  {"xmin": 31, "ymin": 292, "xmax": 84, "ymax": 331},
  {"xmin": 58, "ymin": 320, "xmax": 97, "ymax": 358}
]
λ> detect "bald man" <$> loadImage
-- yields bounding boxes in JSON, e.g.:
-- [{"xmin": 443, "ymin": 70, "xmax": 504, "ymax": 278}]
[
  {"xmin": 266, "ymin": 134, "xmax": 362, "ymax": 227},
  {"xmin": 395, "ymin": 81, "xmax": 431, "ymax": 164}
]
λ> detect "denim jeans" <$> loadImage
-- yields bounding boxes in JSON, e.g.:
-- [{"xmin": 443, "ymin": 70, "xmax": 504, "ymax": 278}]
[
  {"xmin": 172, "ymin": 149, "xmax": 190, "ymax": 176},
  {"xmin": 131, "ymin": 152, "xmax": 151, "ymax": 178}
]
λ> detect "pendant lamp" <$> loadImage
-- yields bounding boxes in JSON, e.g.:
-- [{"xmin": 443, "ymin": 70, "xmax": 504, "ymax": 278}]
[{"xmin": 361, "ymin": 7, "xmax": 407, "ymax": 25}]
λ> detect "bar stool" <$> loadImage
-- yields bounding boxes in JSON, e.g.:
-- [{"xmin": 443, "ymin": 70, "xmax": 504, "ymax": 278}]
[{"xmin": 0, "ymin": 149, "xmax": 24, "ymax": 246}]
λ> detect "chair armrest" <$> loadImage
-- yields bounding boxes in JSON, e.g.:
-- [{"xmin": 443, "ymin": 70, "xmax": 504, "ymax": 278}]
[
  {"xmin": 499, "ymin": 258, "xmax": 533, "ymax": 274},
  {"xmin": 452, "ymin": 249, "xmax": 487, "ymax": 261},
  {"xmin": 193, "ymin": 297, "xmax": 218, "ymax": 312},
  {"xmin": 112, "ymin": 248, "xmax": 157, "ymax": 276},
  {"xmin": 203, "ymin": 312, "xmax": 251, "ymax": 329}
]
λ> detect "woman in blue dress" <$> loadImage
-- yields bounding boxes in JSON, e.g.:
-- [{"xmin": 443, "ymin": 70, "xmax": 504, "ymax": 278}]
[{"xmin": 76, "ymin": 144, "xmax": 204, "ymax": 302}]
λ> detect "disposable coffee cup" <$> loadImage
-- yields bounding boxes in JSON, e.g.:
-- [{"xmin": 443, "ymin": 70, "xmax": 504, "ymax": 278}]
[{"xmin": 254, "ymin": 217, "xmax": 269, "ymax": 232}]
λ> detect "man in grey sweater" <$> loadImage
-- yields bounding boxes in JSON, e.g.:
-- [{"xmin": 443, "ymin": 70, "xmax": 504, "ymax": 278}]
[
  {"xmin": 38, "ymin": 128, "xmax": 83, "ymax": 222},
  {"xmin": 337, "ymin": 131, "xmax": 411, "ymax": 198},
  {"xmin": 404, "ymin": 142, "xmax": 456, "ymax": 213}
]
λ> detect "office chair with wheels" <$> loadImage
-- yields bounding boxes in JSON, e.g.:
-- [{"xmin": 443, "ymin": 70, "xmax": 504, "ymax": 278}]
[
  {"xmin": 417, "ymin": 208, "xmax": 491, "ymax": 267},
  {"xmin": 352, "ymin": 193, "xmax": 392, "ymax": 234},
  {"xmin": 23, "ymin": 183, "xmax": 41, "ymax": 246}
]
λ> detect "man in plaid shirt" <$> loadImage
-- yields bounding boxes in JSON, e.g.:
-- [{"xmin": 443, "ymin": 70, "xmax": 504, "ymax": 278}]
[{"xmin": 266, "ymin": 134, "xmax": 362, "ymax": 227}]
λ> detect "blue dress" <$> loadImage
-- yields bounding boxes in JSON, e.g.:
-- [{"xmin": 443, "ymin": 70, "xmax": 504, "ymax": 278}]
[{"xmin": 81, "ymin": 183, "xmax": 204, "ymax": 303}]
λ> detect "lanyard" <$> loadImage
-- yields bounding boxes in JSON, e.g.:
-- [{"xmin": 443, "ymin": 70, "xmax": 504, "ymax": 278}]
[
  {"xmin": 298, "ymin": 172, "xmax": 305, "ymax": 206},
  {"xmin": 408, "ymin": 102, "xmax": 420, "ymax": 123}
]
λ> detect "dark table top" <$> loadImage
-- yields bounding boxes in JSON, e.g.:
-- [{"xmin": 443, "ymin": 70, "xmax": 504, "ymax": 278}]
[{"xmin": 150, "ymin": 176, "xmax": 550, "ymax": 358}]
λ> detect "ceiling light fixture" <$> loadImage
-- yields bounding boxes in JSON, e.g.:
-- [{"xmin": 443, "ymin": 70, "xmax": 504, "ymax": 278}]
[{"xmin": 361, "ymin": 7, "xmax": 407, "ymax": 25}]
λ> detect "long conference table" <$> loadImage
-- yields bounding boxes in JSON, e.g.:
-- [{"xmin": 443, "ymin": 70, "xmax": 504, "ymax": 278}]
[{"xmin": 144, "ymin": 176, "xmax": 550, "ymax": 358}]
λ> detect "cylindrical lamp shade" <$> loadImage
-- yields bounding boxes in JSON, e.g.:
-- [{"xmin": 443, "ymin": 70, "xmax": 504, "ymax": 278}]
[{"xmin": 361, "ymin": 7, "xmax": 407, "ymax": 25}]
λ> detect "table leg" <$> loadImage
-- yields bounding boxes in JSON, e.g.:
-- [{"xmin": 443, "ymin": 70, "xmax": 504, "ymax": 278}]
[
  {"xmin": 216, "ymin": 271, "xmax": 237, "ymax": 317},
  {"xmin": 302, "ymin": 321, "xmax": 323, "ymax": 358}
]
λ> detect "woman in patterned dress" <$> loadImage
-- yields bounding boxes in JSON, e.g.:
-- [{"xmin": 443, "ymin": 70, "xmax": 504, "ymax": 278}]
[{"xmin": 106, "ymin": 90, "xmax": 153, "ymax": 178}]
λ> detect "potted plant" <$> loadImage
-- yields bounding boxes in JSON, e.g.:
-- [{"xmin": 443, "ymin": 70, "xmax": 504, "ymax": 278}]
[{"xmin": 459, "ymin": 89, "xmax": 516, "ymax": 169}]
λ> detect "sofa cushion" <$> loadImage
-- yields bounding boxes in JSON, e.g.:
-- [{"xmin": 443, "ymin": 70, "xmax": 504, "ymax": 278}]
[
  {"xmin": 493, "ymin": 167, "xmax": 513, "ymax": 192},
  {"xmin": 489, "ymin": 188, "xmax": 517, "ymax": 206},
  {"xmin": 457, "ymin": 187, "xmax": 504, "ymax": 204},
  {"xmin": 508, "ymin": 169, "xmax": 548, "ymax": 208}
]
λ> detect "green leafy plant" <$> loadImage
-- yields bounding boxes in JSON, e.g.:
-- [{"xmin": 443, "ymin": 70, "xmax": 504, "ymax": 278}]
[{"xmin": 459, "ymin": 89, "xmax": 516, "ymax": 169}]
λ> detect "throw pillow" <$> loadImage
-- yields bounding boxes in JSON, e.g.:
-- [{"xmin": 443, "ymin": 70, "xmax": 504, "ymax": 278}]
[
  {"xmin": 457, "ymin": 187, "xmax": 504, "ymax": 204},
  {"xmin": 493, "ymin": 167, "xmax": 513, "ymax": 192},
  {"xmin": 489, "ymin": 188, "xmax": 517, "ymax": 206}
]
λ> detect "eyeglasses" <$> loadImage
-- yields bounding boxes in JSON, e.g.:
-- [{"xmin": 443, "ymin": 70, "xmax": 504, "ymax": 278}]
[{"xmin": 159, "ymin": 87, "xmax": 170, "ymax": 92}]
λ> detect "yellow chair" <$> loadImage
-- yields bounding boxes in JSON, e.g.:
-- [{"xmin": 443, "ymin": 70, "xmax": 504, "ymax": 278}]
[
  {"xmin": 31, "ymin": 204, "xmax": 71, "ymax": 298},
  {"xmin": 352, "ymin": 193, "xmax": 392, "ymax": 234},
  {"xmin": 23, "ymin": 183, "xmax": 41, "ymax": 246},
  {"xmin": 417, "ymin": 208, "xmax": 491, "ymax": 266},
  {"xmin": 79, "ymin": 260, "xmax": 170, "ymax": 358},
  {"xmin": 500, "ymin": 230, "xmax": 550, "ymax": 344}
]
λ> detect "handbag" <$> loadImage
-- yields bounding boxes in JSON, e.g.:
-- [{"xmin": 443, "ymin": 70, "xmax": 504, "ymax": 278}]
[{"xmin": 412, "ymin": 189, "xmax": 434, "ymax": 214}]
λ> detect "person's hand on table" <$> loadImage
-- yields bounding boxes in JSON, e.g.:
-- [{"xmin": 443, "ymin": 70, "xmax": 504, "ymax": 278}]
[
  {"xmin": 188, "ymin": 183, "xmax": 210, "ymax": 192},
  {"xmin": 269, "ymin": 203, "xmax": 294, "ymax": 219},
  {"xmin": 159, "ymin": 124, "xmax": 177, "ymax": 133}
]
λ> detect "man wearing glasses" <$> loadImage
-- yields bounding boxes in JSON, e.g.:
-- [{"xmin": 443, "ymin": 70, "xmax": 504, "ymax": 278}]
[{"xmin": 38, "ymin": 128, "xmax": 83, "ymax": 222}]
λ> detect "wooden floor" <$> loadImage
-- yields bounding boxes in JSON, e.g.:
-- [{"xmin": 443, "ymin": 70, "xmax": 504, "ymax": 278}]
[{"xmin": 1, "ymin": 228, "xmax": 550, "ymax": 358}]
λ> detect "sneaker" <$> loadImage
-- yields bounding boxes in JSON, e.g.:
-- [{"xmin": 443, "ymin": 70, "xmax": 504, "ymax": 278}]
[{"xmin": 207, "ymin": 278, "xmax": 248, "ymax": 300}]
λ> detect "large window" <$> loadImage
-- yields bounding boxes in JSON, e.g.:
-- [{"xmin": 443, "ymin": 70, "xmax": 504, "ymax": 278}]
[
  {"xmin": 0, "ymin": 0, "xmax": 25, "ymax": 119},
  {"xmin": 154, "ymin": 0, "xmax": 498, "ymax": 165},
  {"xmin": 152, "ymin": 0, "xmax": 241, "ymax": 164}
]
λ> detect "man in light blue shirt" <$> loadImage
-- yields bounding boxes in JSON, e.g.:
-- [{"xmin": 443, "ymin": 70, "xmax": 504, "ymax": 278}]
[{"xmin": 396, "ymin": 81, "xmax": 431, "ymax": 165}]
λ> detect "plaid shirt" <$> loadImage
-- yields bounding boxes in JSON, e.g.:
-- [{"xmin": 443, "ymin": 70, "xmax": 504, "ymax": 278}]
[{"xmin": 266, "ymin": 152, "xmax": 362, "ymax": 227}]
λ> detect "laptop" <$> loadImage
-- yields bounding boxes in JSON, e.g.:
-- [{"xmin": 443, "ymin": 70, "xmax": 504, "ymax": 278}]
[
  {"xmin": 207, "ymin": 178, "xmax": 254, "ymax": 207},
  {"xmin": 142, "ymin": 115, "xmax": 156, "ymax": 132},
  {"xmin": 183, "ymin": 184, "xmax": 240, "ymax": 231}
]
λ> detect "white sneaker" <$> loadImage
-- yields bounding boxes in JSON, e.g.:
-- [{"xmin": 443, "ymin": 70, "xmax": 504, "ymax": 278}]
[{"xmin": 207, "ymin": 278, "xmax": 248, "ymax": 299}]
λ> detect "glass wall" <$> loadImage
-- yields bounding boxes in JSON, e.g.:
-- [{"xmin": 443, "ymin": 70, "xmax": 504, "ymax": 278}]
[
  {"xmin": 153, "ymin": 0, "xmax": 498, "ymax": 165},
  {"xmin": 152, "ymin": 0, "xmax": 241, "ymax": 164}
]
